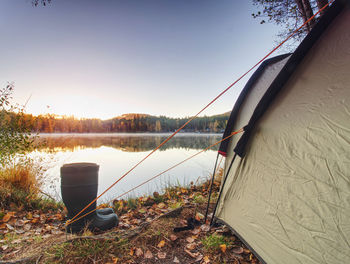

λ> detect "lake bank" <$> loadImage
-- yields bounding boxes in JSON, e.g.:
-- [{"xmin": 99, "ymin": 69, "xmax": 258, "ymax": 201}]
[{"xmin": 0, "ymin": 178, "xmax": 260, "ymax": 264}]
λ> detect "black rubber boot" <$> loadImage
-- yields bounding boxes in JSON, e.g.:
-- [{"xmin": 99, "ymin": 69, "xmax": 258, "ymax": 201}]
[{"xmin": 61, "ymin": 163, "xmax": 118, "ymax": 233}]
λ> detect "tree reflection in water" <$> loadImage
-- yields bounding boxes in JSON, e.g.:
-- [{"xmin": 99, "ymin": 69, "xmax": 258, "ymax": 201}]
[{"xmin": 34, "ymin": 133, "xmax": 223, "ymax": 153}]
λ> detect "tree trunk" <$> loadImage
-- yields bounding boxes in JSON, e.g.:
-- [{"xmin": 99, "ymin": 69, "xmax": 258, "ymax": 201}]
[
  {"xmin": 302, "ymin": 0, "xmax": 316, "ymax": 30},
  {"xmin": 295, "ymin": 0, "xmax": 311, "ymax": 32},
  {"xmin": 316, "ymin": 0, "xmax": 329, "ymax": 15}
]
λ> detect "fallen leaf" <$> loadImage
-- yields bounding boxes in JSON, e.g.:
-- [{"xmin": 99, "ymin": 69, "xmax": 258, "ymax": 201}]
[
  {"xmin": 135, "ymin": 248, "xmax": 143, "ymax": 257},
  {"xmin": 15, "ymin": 220, "xmax": 25, "ymax": 227},
  {"xmin": 15, "ymin": 229, "xmax": 25, "ymax": 234},
  {"xmin": 54, "ymin": 213, "xmax": 64, "ymax": 221},
  {"xmin": 200, "ymin": 224, "xmax": 210, "ymax": 232},
  {"xmin": 243, "ymin": 248, "xmax": 251, "ymax": 254},
  {"xmin": 186, "ymin": 243, "xmax": 196, "ymax": 250},
  {"xmin": 1, "ymin": 245, "xmax": 8, "ymax": 251},
  {"xmin": 180, "ymin": 219, "xmax": 187, "ymax": 226},
  {"xmin": 184, "ymin": 248, "xmax": 199, "ymax": 258},
  {"xmin": 157, "ymin": 202, "xmax": 166, "ymax": 209},
  {"xmin": 112, "ymin": 257, "xmax": 119, "ymax": 263},
  {"xmin": 2, "ymin": 212, "xmax": 14, "ymax": 223},
  {"xmin": 195, "ymin": 212, "xmax": 204, "ymax": 221},
  {"xmin": 191, "ymin": 228, "xmax": 200, "ymax": 235},
  {"xmin": 144, "ymin": 250, "xmax": 153, "ymax": 259},
  {"xmin": 129, "ymin": 248, "xmax": 134, "ymax": 256},
  {"xmin": 173, "ymin": 256, "xmax": 180, "ymax": 263},
  {"xmin": 138, "ymin": 208, "xmax": 147, "ymax": 214},
  {"xmin": 31, "ymin": 218, "xmax": 39, "ymax": 224},
  {"xmin": 23, "ymin": 224, "xmax": 31, "ymax": 231},
  {"xmin": 203, "ymin": 255, "xmax": 210, "ymax": 263},
  {"xmin": 157, "ymin": 252, "xmax": 166, "ymax": 259},
  {"xmin": 220, "ymin": 244, "xmax": 227, "ymax": 253},
  {"xmin": 157, "ymin": 240, "xmax": 165, "ymax": 248},
  {"xmin": 232, "ymin": 246, "xmax": 244, "ymax": 254},
  {"xmin": 170, "ymin": 234, "xmax": 178, "ymax": 241},
  {"xmin": 195, "ymin": 254, "xmax": 203, "ymax": 262},
  {"xmin": 6, "ymin": 224, "xmax": 14, "ymax": 230},
  {"xmin": 186, "ymin": 237, "xmax": 195, "ymax": 243},
  {"xmin": 0, "ymin": 223, "xmax": 7, "ymax": 229},
  {"xmin": 12, "ymin": 239, "xmax": 22, "ymax": 244}
]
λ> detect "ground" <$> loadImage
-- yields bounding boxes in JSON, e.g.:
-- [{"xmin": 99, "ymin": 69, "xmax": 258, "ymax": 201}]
[{"xmin": 0, "ymin": 182, "xmax": 261, "ymax": 264}]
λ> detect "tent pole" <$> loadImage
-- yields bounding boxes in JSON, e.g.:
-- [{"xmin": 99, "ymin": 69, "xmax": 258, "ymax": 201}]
[
  {"xmin": 210, "ymin": 154, "xmax": 237, "ymax": 226},
  {"xmin": 204, "ymin": 152, "xmax": 220, "ymax": 223}
]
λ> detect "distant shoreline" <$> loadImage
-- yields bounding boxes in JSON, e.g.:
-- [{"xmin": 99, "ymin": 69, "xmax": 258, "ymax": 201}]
[{"xmin": 36, "ymin": 132, "xmax": 224, "ymax": 137}]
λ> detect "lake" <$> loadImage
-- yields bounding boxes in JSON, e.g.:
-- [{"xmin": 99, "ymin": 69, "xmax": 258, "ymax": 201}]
[{"xmin": 31, "ymin": 133, "xmax": 223, "ymax": 203}]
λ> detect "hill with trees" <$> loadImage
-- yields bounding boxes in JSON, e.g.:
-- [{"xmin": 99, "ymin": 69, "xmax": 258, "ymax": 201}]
[{"xmin": 7, "ymin": 112, "xmax": 230, "ymax": 134}]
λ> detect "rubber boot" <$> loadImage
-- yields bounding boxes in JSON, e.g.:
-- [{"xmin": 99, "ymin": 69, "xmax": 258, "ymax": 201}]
[
  {"xmin": 61, "ymin": 163, "xmax": 118, "ymax": 233},
  {"xmin": 97, "ymin": 208, "xmax": 115, "ymax": 215}
]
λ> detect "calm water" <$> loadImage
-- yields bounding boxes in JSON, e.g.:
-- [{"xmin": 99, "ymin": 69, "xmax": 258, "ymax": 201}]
[{"xmin": 31, "ymin": 133, "xmax": 222, "ymax": 203}]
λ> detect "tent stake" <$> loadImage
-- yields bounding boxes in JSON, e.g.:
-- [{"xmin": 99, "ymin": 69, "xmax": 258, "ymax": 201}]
[{"xmin": 204, "ymin": 152, "xmax": 220, "ymax": 223}]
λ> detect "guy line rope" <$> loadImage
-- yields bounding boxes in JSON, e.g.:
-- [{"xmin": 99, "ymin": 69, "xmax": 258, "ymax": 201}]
[{"xmin": 66, "ymin": 0, "xmax": 333, "ymax": 227}]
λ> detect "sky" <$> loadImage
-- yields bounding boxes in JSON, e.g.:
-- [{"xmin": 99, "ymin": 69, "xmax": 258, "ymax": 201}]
[{"xmin": 0, "ymin": 0, "xmax": 287, "ymax": 120}]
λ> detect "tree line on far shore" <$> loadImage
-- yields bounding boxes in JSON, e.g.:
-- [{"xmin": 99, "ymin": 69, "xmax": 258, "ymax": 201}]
[{"xmin": 6, "ymin": 112, "xmax": 230, "ymax": 133}]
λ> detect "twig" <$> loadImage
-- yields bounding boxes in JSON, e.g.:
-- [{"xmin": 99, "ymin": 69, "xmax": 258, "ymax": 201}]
[
  {"xmin": 36, "ymin": 255, "xmax": 42, "ymax": 264},
  {"xmin": 38, "ymin": 189, "xmax": 56, "ymax": 201}
]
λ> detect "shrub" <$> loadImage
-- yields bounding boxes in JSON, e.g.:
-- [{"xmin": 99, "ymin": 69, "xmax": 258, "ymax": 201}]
[{"xmin": 0, "ymin": 83, "xmax": 35, "ymax": 167}]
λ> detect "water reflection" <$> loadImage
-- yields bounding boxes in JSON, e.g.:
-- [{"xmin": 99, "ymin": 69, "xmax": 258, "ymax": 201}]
[
  {"xmin": 35, "ymin": 133, "xmax": 222, "ymax": 153},
  {"xmin": 33, "ymin": 133, "xmax": 223, "ymax": 202}
]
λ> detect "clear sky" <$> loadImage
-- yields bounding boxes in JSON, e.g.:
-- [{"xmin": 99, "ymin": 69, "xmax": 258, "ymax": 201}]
[{"xmin": 0, "ymin": 0, "xmax": 286, "ymax": 119}]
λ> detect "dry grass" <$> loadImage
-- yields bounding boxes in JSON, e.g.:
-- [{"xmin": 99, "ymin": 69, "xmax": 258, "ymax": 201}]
[
  {"xmin": 0, "ymin": 159, "xmax": 60, "ymax": 211},
  {"xmin": 0, "ymin": 161, "xmax": 40, "ymax": 194}
]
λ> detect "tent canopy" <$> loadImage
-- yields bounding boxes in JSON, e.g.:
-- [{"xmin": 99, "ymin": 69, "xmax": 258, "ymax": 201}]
[{"xmin": 215, "ymin": 1, "xmax": 350, "ymax": 263}]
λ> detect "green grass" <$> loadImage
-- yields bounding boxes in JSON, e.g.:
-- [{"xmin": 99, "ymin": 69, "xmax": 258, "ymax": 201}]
[
  {"xmin": 44, "ymin": 237, "xmax": 129, "ymax": 264},
  {"xmin": 202, "ymin": 233, "xmax": 231, "ymax": 253}
]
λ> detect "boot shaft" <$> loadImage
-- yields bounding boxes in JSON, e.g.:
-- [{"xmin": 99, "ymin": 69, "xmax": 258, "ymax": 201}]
[{"xmin": 61, "ymin": 163, "xmax": 99, "ymax": 220}]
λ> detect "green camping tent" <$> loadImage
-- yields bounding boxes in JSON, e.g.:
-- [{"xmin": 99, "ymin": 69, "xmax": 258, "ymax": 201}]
[{"xmin": 213, "ymin": 1, "xmax": 350, "ymax": 263}]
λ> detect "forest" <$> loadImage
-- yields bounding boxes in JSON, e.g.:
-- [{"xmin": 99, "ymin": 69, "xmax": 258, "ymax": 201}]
[{"xmin": 4, "ymin": 112, "xmax": 230, "ymax": 133}]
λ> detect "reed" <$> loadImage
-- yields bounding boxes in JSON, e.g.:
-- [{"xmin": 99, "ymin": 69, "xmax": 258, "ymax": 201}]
[
  {"xmin": 0, "ymin": 161, "xmax": 40, "ymax": 194},
  {"xmin": 0, "ymin": 159, "xmax": 60, "ymax": 211}
]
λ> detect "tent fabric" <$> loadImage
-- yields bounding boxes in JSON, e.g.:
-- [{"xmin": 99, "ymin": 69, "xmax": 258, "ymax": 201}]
[
  {"xmin": 218, "ymin": 54, "xmax": 291, "ymax": 157},
  {"xmin": 215, "ymin": 1, "xmax": 350, "ymax": 264},
  {"xmin": 234, "ymin": 0, "xmax": 348, "ymax": 158}
]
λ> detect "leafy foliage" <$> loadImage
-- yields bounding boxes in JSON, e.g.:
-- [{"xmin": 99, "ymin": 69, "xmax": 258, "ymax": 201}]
[
  {"xmin": 0, "ymin": 84, "xmax": 35, "ymax": 166},
  {"xmin": 32, "ymin": 0, "xmax": 51, "ymax": 7},
  {"xmin": 252, "ymin": 0, "xmax": 329, "ymax": 42}
]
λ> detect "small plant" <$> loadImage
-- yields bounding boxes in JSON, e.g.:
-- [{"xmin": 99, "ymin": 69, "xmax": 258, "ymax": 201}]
[
  {"xmin": 193, "ymin": 194, "xmax": 206, "ymax": 204},
  {"xmin": 127, "ymin": 198, "xmax": 138, "ymax": 210},
  {"xmin": 169, "ymin": 201, "xmax": 183, "ymax": 209},
  {"xmin": 202, "ymin": 233, "xmax": 230, "ymax": 253},
  {"xmin": 153, "ymin": 194, "xmax": 165, "ymax": 204},
  {"xmin": 33, "ymin": 235, "xmax": 43, "ymax": 243}
]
